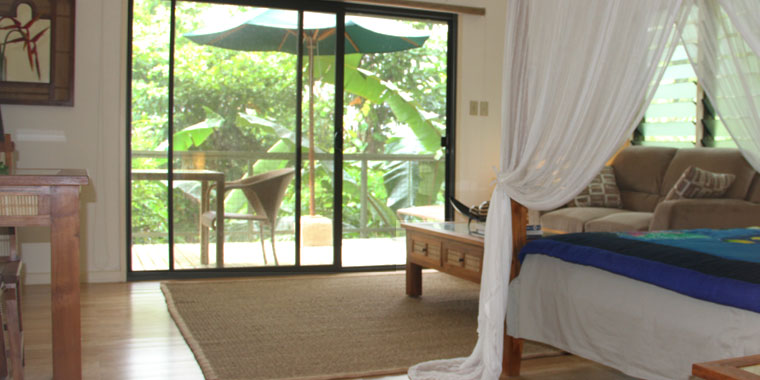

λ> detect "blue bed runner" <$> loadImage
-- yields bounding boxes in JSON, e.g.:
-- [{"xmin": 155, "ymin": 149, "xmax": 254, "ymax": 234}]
[{"xmin": 518, "ymin": 228, "xmax": 760, "ymax": 313}]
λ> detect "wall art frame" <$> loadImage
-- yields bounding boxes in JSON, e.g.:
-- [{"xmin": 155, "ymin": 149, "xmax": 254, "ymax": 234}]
[{"xmin": 0, "ymin": 0, "xmax": 75, "ymax": 106}]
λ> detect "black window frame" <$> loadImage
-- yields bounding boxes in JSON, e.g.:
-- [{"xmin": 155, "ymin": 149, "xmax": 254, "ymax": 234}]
[{"xmin": 126, "ymin": 0, "xmax": 458, "ymax": 280}]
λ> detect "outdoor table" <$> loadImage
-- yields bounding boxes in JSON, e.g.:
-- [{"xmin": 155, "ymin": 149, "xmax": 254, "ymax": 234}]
[{"xmin": 131, "ymin": 169, "xmax": 226, "ymax": 266}]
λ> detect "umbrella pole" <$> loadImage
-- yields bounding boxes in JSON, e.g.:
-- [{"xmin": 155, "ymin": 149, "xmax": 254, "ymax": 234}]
[{"xmin": 307, "ymin": 40, "xmax": 316, "ymax": 216}]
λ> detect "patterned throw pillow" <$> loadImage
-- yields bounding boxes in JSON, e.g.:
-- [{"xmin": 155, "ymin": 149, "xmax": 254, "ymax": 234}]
[
  {"xmin": 567, "ymin": 166, "xmax": 623, "ymax": 208},
  {"xmin": 665, "ymin": 166, "xmax": 736, "ymax": 201}
]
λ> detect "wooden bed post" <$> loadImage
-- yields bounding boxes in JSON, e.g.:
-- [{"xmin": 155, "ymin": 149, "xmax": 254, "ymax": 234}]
[{"xmin": 501, "ymin": 199, "xmax": 527, "ymax": 379}]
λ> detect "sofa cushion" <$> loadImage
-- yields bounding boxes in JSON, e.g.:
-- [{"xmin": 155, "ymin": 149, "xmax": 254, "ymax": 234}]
[
  {"xmin": 661, "ymin": 148, "xmax": 755, "ymax": 200},
  {"xmin": 664, "ymin": 166, "xmax": 736, "ymax": 201},
  {"xmin": 567, "ymin": 166, "xmax": 622, "ymax": 208},
  {"xmin": 541, "ymin": 207, "xmax": 627, "ymax": 234},
  {"xmin": 651, "ymin": 198, "xmax": 760, "ymax": 230},
  {"xmin": 611, "ymin": 146, "xmax": 677, "ymax": 212},
  {"xmin": 584, "ymin": 211, "xmax": 653, "ymax": 232}
]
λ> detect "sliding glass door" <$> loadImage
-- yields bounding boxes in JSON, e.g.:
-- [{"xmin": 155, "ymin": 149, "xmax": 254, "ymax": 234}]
[
  {"xmin": 127, "ymin": 0, "xmax": 454, "ymax": 277},
  {"xmin": 130, "ymin": 2, "xmax": 303, "ymax": 271},
  {"xmin": 340, "ymin": 13, "xmax": 450, "ymax": 267}
]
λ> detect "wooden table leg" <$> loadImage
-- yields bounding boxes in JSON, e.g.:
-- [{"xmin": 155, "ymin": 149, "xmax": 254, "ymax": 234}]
[
  {"xmin": 215, "ymin": 181, "xmax": 224, "ymax": 267},
  {"xmin": 50, "ymin": 186, "xmax": 82, "ymax": 380},
  {"xmin": 406, "ymin": 261, "xmax": 422, "ymax": 296},
  {"xmin": 200, "ymin": 181, "xmax": 209, "ymax": 265}
]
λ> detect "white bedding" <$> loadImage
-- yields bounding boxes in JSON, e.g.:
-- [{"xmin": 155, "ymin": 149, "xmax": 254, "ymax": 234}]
[{"xmin": 507, "ymin": 254, "xmax": 760, "ymax": 380}]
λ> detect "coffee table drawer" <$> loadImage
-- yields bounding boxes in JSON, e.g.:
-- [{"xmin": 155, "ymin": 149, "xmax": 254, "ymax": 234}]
[
  {"xmin": 407, "ymin": 231, "xmax": 443, "ymax": 268},
  {"xmin": 443, "ymin": 241, "xmax": 483, "ymax": 283}
]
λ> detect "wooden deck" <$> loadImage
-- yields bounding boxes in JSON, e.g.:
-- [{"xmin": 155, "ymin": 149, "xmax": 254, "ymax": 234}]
[{"xmin": 131, "ymin": 236, "xmax": 407, "ymax": 271}]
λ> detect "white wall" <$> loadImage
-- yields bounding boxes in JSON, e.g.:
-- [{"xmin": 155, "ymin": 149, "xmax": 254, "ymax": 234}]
[
  {"xmin": 4, "ymin": 0, "xmax": 126, "ymax": 284},
  {"xmin": 454, "ymin": 1, "xmax": 507, "ymax": 209},
  {"xmin": 3, "ymin": 0, "xmax": 505, "ymax": 284}
]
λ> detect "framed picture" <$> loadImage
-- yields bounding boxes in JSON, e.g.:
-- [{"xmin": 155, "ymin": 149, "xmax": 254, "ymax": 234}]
[{"xmin": 0, "ymin": 0, "xmax": 75, "ymax": 106}]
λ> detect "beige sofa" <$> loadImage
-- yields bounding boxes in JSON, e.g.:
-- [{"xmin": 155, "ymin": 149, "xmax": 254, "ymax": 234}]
[{"xmin": 541, "ymin": 146, "xmax": 760, "ymax": 233}]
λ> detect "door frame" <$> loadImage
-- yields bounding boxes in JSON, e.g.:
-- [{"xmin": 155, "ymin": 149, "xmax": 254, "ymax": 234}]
[{"xmin": 126, "ymin": 0, "xmax": 457, "ymax": 280}]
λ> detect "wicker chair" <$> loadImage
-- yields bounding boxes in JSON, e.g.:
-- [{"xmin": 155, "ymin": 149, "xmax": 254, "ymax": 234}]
[{"xmin": 201, "ymin": 168, "xmax": 295, "ymax": 266}]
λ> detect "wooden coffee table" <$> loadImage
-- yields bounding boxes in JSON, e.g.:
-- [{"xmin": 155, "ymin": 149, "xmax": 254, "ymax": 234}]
[
  {"xmin": 401, "ymin": 222, "xmax": 484, "ymax": 296},
  {"xmin": 403, "ymin": 202, "xmax": 530, "ymax": 377},
  {"xmin": 693, "ymin": 354, "xmax": 760, "ymax": 380}
]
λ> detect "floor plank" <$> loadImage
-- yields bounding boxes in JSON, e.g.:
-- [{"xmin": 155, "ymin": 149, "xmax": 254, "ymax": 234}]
[{"xmin": 21, "ymin": 279, "xmax": 635, "ymax": 380}]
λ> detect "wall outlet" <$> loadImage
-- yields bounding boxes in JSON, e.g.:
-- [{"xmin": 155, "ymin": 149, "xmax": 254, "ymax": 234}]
[
  {"xmin": 479, "ymin": 101, "xmax": 488, "ymax": 116},
  {"xmin": 469, "ymin": 101, "xmax": 479, "ymax": 116}
]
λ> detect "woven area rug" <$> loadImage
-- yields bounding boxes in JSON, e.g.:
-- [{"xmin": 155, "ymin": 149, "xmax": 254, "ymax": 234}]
[{"xmin": 162, "ymin": 272, "xmax": 559, "ymax": 380}]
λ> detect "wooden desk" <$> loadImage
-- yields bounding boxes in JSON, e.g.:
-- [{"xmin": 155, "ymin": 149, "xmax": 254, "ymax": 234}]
[
  {"xmin": 0, "ymin": 169, "xmax": 88, "ymax": 380},
  {"xmin": 693, "ymin": 355, "xmax": 760, "ymax": 380},
  {"xmin": 131, "ymin": 169, "xmax": 225, "ymax": 266}
]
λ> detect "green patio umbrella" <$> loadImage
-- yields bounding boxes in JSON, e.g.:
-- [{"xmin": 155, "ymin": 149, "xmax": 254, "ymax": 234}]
[
  {"xmin": 185, "ymin": 9, "xmax": 430, "ymax": 216},
  {"xmin": 184, "ymin": 9, "xmax": 430, "ymax": 55}
]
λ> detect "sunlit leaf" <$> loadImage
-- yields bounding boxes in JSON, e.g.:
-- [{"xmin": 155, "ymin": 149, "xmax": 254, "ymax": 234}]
[{"xmin": 157, "ymin": 106, "xmax": 222, "ymax": 151}]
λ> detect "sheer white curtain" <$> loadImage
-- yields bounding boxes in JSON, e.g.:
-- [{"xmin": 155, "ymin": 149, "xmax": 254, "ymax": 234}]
[
  {"xmin": 408, "ymin": 1, "xmax": 688, "ymax": 379},
  {"xmin": 718, "ymin": 0, "xmax": 760, "ymax": 59},
  {"xmin": 681, "ymin": 0, "xmax": 760, "ymax": 171}
]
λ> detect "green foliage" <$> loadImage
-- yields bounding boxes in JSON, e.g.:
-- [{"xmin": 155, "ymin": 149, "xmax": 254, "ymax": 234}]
[
  {"xmin": 159, "ymin": 107, "xmax": 223, "ymax": 151},
  {"xmin": 130, "ymin": 1, "xmax": 449, "ymax": 243},
  {"xmin": 131, "ymin": 180, "xmax": 168, "ymax": 244},
  {"xmin": 317, "ymin": 54, "xmax": 443, "ymax": 152}
]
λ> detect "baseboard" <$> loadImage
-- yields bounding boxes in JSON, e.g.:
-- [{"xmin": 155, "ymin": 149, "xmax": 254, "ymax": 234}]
[
  {"xmin": 24, "ymin": 270, "xmax": 125, "ymax": 285},
  {"xmin": 24, "ymin": 272, "xmax": 51, "ymax": 285}
]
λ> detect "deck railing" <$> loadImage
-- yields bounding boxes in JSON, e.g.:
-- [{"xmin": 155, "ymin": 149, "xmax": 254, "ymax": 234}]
[{"xmin": 131, "ymin": 150, "xmax": 443, "ymax": 241}]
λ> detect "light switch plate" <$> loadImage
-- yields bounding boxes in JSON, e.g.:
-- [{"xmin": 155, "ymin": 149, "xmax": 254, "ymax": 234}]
[
  {"xmin": 479, "ymin": 101, "xmax": 488, "ymax": 116},
  {"xmin": 469, "ymin": 101, "xmax": 478, "ymax": 116}
]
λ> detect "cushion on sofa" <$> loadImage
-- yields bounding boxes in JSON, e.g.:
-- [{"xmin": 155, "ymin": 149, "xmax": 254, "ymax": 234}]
[
  {"xmin": 611, "ymin": 146, "xmax": 677, "ymax": 211},
  {"xmin": 664, "ymin": 166, "xmax": 736, "ymax": 201},
  {"xmin": 660, "ymin": 148, "xmax": 755, "ymax": 200},
  {"xmin": 583, "ymin": 211, "xmax": 653, "ymax": 232},
  {"xmin": 567, "ymin": 166, "xmax": 623, "ymax": 208},
  {"xmin": 651, "ymin": 198, "xmax": 760, "ymax": 230},
  {"xmin": 541, "ymin": 207, "xmax": 627, "ymax": 234}
]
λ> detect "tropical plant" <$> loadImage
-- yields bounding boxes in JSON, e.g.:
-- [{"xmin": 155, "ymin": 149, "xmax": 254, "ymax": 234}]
[{"xmin": 130, "ymin": 0, "xmax": 448, "ymax": 242}]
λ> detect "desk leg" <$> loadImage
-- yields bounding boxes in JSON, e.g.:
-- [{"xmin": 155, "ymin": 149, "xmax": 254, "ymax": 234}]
[
  {"xmin": 50, "ymin": 186, "xmax": 82, "ymax": 380},
  {"xmin": 406, "ymin": 261, "xmax": 422, "ymax": 296},
  {"xmin": 215, "ymin": 182, "xmax": 224, "ymax": 267}
]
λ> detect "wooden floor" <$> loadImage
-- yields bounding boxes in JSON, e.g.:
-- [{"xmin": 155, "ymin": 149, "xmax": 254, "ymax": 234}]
[{"xmin": 21, "ymin": 278, "xmax": 636, "ymax": 380}]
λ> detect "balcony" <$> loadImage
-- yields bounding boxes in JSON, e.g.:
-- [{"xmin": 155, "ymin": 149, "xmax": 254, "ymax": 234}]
[{"xmin": 130, "ymin": 150, "xmax": 443, "ymax": 272}]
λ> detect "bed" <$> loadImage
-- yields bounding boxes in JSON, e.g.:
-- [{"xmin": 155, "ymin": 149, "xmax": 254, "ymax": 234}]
[{"xmin": 506, "ymin": 228, "xmax": 760, "ymax": 380}]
